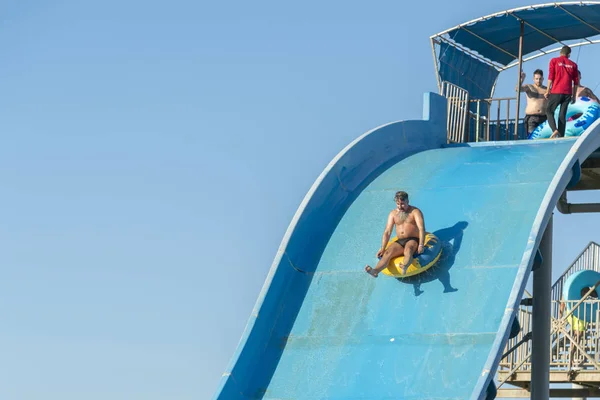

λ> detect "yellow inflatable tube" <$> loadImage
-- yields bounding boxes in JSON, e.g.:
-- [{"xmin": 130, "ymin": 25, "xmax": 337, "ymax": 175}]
[{"xmin": 381, "ymin": 232, "xmax": 443, "ymax": 278}]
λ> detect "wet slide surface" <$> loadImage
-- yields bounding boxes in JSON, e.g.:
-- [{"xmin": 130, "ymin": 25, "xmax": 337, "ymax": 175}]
[
  {"xmin": 212, "ymin": 93, "xmax": 597, "ymax": 399},
  {"xmin": 258, "ymin": 141, "xmax": 575, "ymax": 399}
]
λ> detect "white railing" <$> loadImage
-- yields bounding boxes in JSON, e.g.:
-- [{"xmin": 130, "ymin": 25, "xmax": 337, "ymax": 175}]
[
  {"xmin": 499, "ymin": 298, "xmax": 600, "ymax": 384},
  {"xmin": 552, "ymin": 242, "xmax": 600, "ymax": 305},
  {"xmin": 440, "ymin": 81, "xmax": 528, "ymax": 143},
  {"xmin": 469, "ymin": 97, "xmax": 526, "ymax": 142},
  {"xmin": 497, "ymin": 242, "xmax": 600, "ymax": 386},
  {"xmin": 551, "ymin": 299, "xmax": 600, "ymax": 371},
  {"xmin": 441, "ymin": 81, "xmax": 469, "ymax": 143}
]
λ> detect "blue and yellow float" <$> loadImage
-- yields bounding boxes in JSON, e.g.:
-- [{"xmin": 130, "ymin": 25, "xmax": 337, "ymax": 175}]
[{"xmin": 381, "ymin": 232, "xmax": 443, "ymax": 278}]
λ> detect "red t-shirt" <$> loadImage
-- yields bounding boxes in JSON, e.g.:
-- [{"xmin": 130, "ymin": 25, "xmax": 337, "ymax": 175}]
[{"xmin": 549, "ymin": 56, "xmax": 579, "ymax": 94}]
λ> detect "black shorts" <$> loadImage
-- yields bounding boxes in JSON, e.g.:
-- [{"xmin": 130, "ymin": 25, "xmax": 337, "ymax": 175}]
[
  {"xmin": 524, "ymin": 114, "xmax": 547, "ymax": 133},
  {"xmin": 396, "ymin": 237, "xmax": 419, "ymax": 247}
]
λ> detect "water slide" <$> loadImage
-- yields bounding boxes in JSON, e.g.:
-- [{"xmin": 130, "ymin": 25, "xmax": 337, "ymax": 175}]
[{"xmin": 212, "ymin": 93, "xmax": 600, "ymax": 399}]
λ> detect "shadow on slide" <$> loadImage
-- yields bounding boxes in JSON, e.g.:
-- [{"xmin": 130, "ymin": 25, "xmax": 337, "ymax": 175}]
[{"xmin": 399, "ymin": 221, "xmax": 469, "ymax": 296}]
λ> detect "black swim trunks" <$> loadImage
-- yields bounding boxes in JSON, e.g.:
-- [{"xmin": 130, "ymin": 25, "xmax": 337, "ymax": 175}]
[
  {"xmin": 395, "ymin": 237, "xmax": 419, "ymax": 247},
  {"xmin": 524, "ymin": 114, "xmax": 547, "ymax": 134}
]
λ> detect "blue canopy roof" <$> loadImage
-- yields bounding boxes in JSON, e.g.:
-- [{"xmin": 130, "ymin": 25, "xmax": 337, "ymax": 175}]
[
  {"xmin": 431, "ymin": 2, "xmax": 600, "ymax": 100},
  {"xmin": 446, "ymin": 3, "xmax": 600, "ymax": 65}
]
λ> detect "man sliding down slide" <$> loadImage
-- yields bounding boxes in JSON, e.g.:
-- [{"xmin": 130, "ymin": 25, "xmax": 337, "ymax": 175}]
[{"xmin": 365, "ymin": 191, "xmax": 426, "ymax": 277}]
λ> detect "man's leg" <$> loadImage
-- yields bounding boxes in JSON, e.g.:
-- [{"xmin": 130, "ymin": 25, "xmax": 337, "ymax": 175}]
[
  {"xmin": 400, "ymin": 240, "xmax": 419, "ymax": 274},
  {"xmin": 546, "ymin": 94, "xmax": 560, "ymax": 138},
  {"xmin": 524, "ymin": 115, "xmax": 532, "ymax": 134},
  {"xmin": 568, "ymin": 327, "xmax": 575, "ymax": 371},
  {"xmin": 365, "ymin": 242, "xmax": 404, "ymax": 277},
  {"xmin": 530, "ymin": 115, "xmax": 546, "ymax": 134},
  {"xmin": 557, "ymin": 94, "xmax": 572, "ymax": 137},
  {"xmin": 574, "ymin": 330, "xmax": 583, "ymax": 367},
  {"xmin": 567, "ymin": 324, "xmax": 582, "ymax": 371},
  {"xmin": 577, "ymin": 325, "xmax": 588, "ymax": 365},
  {"xmin": 536, "ymin": 115, "xmax": 547, "ymax": 132}
]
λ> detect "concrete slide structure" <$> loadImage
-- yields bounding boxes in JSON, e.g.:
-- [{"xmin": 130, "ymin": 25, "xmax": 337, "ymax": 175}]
[{"xmin": 212, "ymin": 92, "xmax": 600, "ymax": 399}]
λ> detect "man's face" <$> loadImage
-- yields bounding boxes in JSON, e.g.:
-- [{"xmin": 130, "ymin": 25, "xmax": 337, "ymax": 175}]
[
  {"xmin": 534, "ymin": 73, "xmax": 544, "ymax": 86},
  {"xmin": 396, "ymin": 198, "xmax": 409, "ymax": 212}
]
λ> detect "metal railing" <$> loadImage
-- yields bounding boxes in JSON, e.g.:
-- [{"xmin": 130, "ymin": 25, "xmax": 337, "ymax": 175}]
[
  {"xmin": 497, "ymin": 242, "xmax": 600, "ymax": 386},
  {"xmin": 440, "ymin": 81, "xmax": 527, "ymax": 143},
  {"xmin": 499, "ymin": 304, "xmax": 533, "ymax": 374},
  {"xmin": 469, "ymin": 97, "xmax": 526, "ymax": 142},
  {"xmin": 552, "ymin": 242, "xmax": 600, "ymax": 304},
  {"xmin": 551, "ymin": 298, "xmax": 600, "ymax": 372},
  {"xmin": 441, "ymin": 81, "xmax": 469, "ymax": 143},
  {"xmin": 499, "ymin": 298, "xmax": 600, "ymax": 379}
]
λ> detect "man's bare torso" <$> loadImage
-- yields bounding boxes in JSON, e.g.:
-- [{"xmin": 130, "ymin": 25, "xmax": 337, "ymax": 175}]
[{"xmin": 390, "ymin": 206, "xmax": 420, "ymax": 238}]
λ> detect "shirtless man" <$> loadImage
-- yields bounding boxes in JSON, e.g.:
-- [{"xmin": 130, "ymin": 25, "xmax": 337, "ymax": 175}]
[
  {"xmin": 517, "ymin": 69, "xmax": 548, "ymax": 135},
  {"xmin": 576, "ymin": 71, "xmax": 600, "ymax": 102},
  {"xmin": 365, "ymin": 191, "xmax": 425, "ymax": 277}
]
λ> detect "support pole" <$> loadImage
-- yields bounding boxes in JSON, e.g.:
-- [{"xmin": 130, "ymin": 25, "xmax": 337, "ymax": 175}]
[
  {"xmin": 531, "ymin": 215, "xmax": 552, "ymax": 400},
  {"xmin": 431, "ymin": 38, "xmax": 442, "ymax": 95},
  {"xmin": 557, "ymin": 192, "xmax": 600, "ymax": 214},
  {"xmin": 515, "ymin": 20, "xmax": 524, "ymax": 140}
]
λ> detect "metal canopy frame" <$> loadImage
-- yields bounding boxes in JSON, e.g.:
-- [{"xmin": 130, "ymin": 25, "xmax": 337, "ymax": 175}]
[
  {"xmin": 430, "ymin": 1, "xmax": 600, "ymax": 135},
  {"xmin": 431, "ymin": 1, "xmax": 600, "ymax": 73}
]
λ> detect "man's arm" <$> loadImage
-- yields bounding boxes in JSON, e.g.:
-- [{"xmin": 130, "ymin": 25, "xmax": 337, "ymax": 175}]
[
  {"xmin": 414, "ymin": 208, "xmax": 426, "ymax": 254},
  {"xmin": 545, "ymin": 80, "xmax": 553, "ymax": 99},
  {"xmin": 378, "ymin": 212, "xmax": 394, "ymax": 256},
  {"xmin": 559, "ymin": 300, "xmax": 565, "ymax": 318},
  {"xmin": 576, "ymin": 86, "xmax": 599, "ymax": 102},
  {"xmin": 516, "ymin": 72, "xmax": 528, "ymax": 93},
  {"xmin": 517, "ymin": 84, "xmax": 530, "ymax": 94},
  {"xmin": 545, "ymin": 60, "xmax": 555, "ymax": 98}
]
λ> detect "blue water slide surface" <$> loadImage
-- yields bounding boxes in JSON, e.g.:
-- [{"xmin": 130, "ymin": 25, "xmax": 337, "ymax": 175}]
[{"xmin": 212, "ymin": 92, "xmax": 600, "ymax": 399}]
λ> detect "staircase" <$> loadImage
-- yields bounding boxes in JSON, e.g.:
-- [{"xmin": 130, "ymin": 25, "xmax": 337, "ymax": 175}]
[{"xmin": 497, "ymin": 242, "xmax": 600, "ymax": 398}]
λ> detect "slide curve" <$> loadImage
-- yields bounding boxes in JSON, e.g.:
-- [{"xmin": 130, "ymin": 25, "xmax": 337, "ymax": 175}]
[{"xmin": 212, "ymin": 92, "xmax": 600, "ymax": 399}]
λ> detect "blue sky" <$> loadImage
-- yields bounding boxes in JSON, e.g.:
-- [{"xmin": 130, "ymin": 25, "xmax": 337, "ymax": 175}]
[{"xmin": 2, "ymin": 1, "xmax": 600, "ymax": 399}]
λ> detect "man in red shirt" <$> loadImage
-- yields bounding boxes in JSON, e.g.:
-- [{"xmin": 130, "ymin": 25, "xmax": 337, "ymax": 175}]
[{"xmin": 544, "ymin": 45, "xmax": 579, "ymax": 138}]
